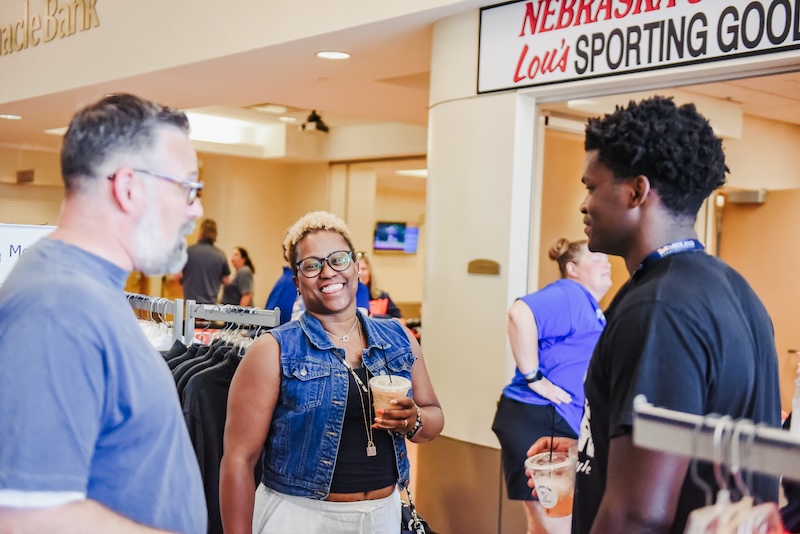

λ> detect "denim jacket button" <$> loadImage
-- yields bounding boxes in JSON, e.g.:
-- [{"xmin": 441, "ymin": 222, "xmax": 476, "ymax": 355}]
[
  {"xmin": 400, "ymin": 451, "xmax": 406, "ymax": 459},
  {"xmin": 300, "ymin": 367, "xmax": 307, "ymax": 377}
]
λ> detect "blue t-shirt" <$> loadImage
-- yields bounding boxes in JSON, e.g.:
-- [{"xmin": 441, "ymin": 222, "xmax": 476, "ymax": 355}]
[
  {"xmin": 265, "ymin": 266, "xmax": 295, "ymax": 325},
  {"xmin": 356, "ymin": 281, "xmax": 370, "ymax": 310},
  {"xmin": 502, "ymin": 278, "xmax": 605, "ymax": 433},
  {"xmin": 0, "ymin": 239, "xmax": 207, "ymax": 533}
]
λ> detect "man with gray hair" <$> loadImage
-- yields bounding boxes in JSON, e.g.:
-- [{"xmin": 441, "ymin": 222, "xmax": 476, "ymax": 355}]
[{"xmin": 0, "ymin": 93, "xmax": 207, "ymax": 532}]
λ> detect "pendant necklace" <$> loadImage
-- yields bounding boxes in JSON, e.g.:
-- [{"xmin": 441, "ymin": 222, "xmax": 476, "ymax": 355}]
[
  {"xmin": 335, "ymin": 322, "xmax": 376, "ymax": 456},
  {"xmin": 324, "ymin": 316, "xmax": 359, "ymax": 343}
]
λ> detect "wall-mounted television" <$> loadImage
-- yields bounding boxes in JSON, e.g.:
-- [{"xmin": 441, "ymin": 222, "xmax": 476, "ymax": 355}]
[{"xmin": 373, "ymin": 221, "xmax": 419, "ymax": 253}]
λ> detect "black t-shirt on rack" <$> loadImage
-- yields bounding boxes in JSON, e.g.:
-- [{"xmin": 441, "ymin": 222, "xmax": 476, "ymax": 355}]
[
  {"xmin": 183, "ymin": 352, "xmax": 260, "ymax": 534},
  {"xmin": 168, "ymin": 343, "xmax": 202, "ymax": 370},
  {"xmin": 574, "ymin": 251, "xmax": 781, "ymax": 534},
  {"xmin": 177, "ymin": 343, "xmax": 231, "ymax": 399},
  {"xmin": 161, "ymin": 339, "xmax": 188, "ymax": 362}
]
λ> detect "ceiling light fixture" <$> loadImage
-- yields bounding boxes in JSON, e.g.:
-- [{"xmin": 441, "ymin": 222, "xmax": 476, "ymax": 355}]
[
  {"xmin": 544, "ymin": 116, "xmax": 586, "ymax": 135},
  {"xmin": 279, "ymin": 116, "xmax": 298, "ymax": 123},
  {"xmin": 250, "ymin": 104, "xmax": 288, "ymax": 114},
  {"xmin": 395, "ymin": 169, "xmax": 428, "ymax": 178},
  {"xmin": 0, "ymin": 114, "xmax": 22, "ymax": 120},
  {"xmin": 316, "ymin": 51, "xmax": 350, "ymax": 60},
  {"xmin": 300, "ymin": 110, "xmax": 329, "ymax": 133}
]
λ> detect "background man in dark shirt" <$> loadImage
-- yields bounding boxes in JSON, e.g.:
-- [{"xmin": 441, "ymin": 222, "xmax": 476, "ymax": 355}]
[{"xmin": 178, "ymin": 218, "xmax": 230, "ymax": 303}]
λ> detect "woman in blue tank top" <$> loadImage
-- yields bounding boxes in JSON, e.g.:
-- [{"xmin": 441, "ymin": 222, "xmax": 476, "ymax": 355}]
[{"xmin": 492, "ymin": 238, "xmax": 612, "ymax": 534}]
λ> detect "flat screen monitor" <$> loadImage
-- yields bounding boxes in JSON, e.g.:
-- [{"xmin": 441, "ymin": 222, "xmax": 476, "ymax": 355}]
[{"xmin": 373, "ymin": 221, "xmax": 418, "ymax": 253}]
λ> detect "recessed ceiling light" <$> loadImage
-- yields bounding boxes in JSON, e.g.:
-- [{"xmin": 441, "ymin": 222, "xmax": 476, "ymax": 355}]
[
  {"xmin": 316, "ymin": 51, "xmax": 350, "ymax": 60},
  {"xmin": 278, "ymin": 116, "xmax": 298, "ymax": 123},
  {"xmin": 0, "ymin": 114, "xmax": 22, "ymax": 120},
  {"xmin": 395, "ymin": 169, "xmax": 428, "ymax": 178}
]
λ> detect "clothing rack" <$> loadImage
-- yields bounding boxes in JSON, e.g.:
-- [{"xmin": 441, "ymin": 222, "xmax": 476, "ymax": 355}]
[
  {"xmin": 633, "ymin": 395, "xmax": 800, "ymax": 480},
  {"xmin": 124, "ymin": 292, "xmax": 184, "ymax": 343},
  {"xmin": 183, "ymin": 300, "xmax": 280, "ymax": 342}
]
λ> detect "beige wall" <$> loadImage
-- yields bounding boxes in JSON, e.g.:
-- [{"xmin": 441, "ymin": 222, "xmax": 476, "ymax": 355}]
[
  {"xmin": 537, "ymin": 129, "xmax": 627, "ymax": 307},
  {"xmin": 0, "ymin": 146, "xmax": 61, "ymax": 186},
  {"xmin": 725, "ymin": 114, "xmax": 800, "ymax": 190},
  {"xmin": 0, "ymin": 146, "xmax": 63, "ymax": 225},
  {"xmin": 196, "ymin": 153, "xmax": 330, "ymax": 305},
  {"xmin": 372, "ymin": 186, "xmax": 426, "ymax": 304}
]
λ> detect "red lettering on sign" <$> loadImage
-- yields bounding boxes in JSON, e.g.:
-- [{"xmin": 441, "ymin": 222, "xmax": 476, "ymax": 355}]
[
  {"xmin": 513, "ymin": 39, "xmax": 570, "ymax": 82},
  {"xmin": 555, "ymin": 0, "xmax": 576, "ymax": 29}
]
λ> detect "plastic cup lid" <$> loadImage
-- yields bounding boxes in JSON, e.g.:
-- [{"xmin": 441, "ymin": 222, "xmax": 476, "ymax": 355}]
[
  {"xmin": 527, "ymin": 451, "xmax": 572, "ymax": 470},
  {"xmin": 368, "ymin": 374, "xmax": 411, "ymax": 391}
]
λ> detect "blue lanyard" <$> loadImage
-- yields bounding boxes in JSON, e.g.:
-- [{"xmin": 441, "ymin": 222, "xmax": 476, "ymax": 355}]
[
  {"xmin": 624, "ymin": 239, "xmax": 705, "ymax": 291},
  {"xmin": 637, "ymin": 238, "xmax": 705, "ymax": 274}
]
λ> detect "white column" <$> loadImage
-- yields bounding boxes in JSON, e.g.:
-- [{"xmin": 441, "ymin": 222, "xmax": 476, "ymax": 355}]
[{"xmin": 425, "ymin": 10, "xmax": 538, "ymax": 448}]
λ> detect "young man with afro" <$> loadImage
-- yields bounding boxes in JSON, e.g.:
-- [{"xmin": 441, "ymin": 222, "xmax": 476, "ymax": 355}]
[{"xmin": 529, "ymin": 96, "xmax": 781, "ymax": 533}]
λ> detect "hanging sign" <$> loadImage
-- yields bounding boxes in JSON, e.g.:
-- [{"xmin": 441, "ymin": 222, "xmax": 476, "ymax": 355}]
[
  {"xmin": 0, "ymin": 223, "xmax": 54, "ymax": 286},
  {"xmin": 478, "ymin": 0, "xmax": 800, "ymax": 93}
]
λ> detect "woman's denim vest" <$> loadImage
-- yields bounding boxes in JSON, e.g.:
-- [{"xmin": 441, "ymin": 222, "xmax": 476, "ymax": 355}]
[{"xmin": 264, "ymin": 310, "xmax": 414, "ymax": 499}]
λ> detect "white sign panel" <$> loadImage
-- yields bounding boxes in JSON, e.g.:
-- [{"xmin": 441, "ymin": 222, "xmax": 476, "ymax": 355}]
[
  {"xmin": 0, "ymin": 224, "xmax": 54, "ymax": 286},
  {"xmin": 479, "ymin": 0, "xmax": 800, "ymax": 93}
]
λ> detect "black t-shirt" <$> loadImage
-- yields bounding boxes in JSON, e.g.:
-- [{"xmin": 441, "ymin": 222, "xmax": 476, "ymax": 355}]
[{"xmin": 574, "ymin": 251, "xmax": 781, "ymax": 534}]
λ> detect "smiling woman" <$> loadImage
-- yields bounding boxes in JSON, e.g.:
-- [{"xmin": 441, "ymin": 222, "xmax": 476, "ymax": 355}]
[{"xmin": 219, "ymin": 210, "xmax": 444, "ymax": 534}]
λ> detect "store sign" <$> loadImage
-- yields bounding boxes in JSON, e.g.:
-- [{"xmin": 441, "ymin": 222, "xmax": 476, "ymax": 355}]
[
  {"xmin": 478, "ymin": 0, "xmax": 800, "ymax": 93},
  {"xmin": 0, "ymin": 0, "xmax": 100, "ymax": 58},
  {"xmin": 0, "ymin": 223, "xmax": 54, "ymax": 286}
]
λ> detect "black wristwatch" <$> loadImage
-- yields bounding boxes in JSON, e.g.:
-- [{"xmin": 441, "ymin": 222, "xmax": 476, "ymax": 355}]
[
  {"xmin": 524, "ymin": 370, "xmax": 544, "ymax": 384},
  {"xmin": 405, "ymin": 406, "xmax": 423, "ymax": 440}
]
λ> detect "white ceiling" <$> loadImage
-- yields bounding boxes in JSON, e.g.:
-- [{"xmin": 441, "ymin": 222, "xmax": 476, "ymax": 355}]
[
  {"xmin": 2, "ymin": 11, "xmax": 800, "ymax": 170},
  {"xmin": 0, "ymin": 16, "xmax": 436, "ymax": 153}
]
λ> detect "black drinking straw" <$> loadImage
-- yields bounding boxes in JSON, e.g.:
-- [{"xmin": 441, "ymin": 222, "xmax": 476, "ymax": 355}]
[
  {"xmin": 381, "ymin": 347, "xmax": 393, "ymax": 383},
  {"xmin": 549, "ymin": 404, "xmax": 556, "ymax": 462}
]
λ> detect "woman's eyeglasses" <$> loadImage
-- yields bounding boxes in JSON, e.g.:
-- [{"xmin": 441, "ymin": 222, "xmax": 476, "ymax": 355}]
[{"xmin": 296, "ymin": 250, "xmax": 354, "ymax": 278}]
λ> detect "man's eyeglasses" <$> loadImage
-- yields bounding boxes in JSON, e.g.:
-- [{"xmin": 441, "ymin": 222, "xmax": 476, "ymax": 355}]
[
  {"xmin": 108, "ymin": 168, "xmax": 204, "ymax": 205},
  {"xmin": 296, "ymin": 250, "xmax": 354, "ymax": 278}
]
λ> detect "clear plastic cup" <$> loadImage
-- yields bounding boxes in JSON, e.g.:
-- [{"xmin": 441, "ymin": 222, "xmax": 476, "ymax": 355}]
[
  {"xmin": 368, "ymin": 375, "xmax": 411, "ymax": 412},
  {"xmin": 524, "ymin": 451, "xmax": 576, "ymax": 517}
]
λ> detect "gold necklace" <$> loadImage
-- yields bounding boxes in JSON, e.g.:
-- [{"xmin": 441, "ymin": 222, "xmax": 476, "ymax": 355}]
[
  {"xmin": 335, "ymin": 323, "xmax": 376, "ymax": 456},
  {"xmin": 324, "ymin": 316, "xmax": 359, "ymax": 343}
]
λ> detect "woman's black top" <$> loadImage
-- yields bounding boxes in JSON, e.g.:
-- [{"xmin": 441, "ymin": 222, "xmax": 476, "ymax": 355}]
[{"xmin": 329, "ymin": 367, "xmax": 397, "ymax": 493}]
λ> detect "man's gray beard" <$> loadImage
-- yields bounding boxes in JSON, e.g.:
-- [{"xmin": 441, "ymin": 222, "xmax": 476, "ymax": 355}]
[{"xmin": 132, "ymin": 205, "xmax": 194, "ymax": 276}]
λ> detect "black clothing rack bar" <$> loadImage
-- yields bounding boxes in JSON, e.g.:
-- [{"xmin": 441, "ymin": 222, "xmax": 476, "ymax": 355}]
[
  {"xmin": 125, "ymin": 292, "xmax": 184, "ymax": 343},
  {"xmin": 633, "ymin": 396, "xmax": 800, "ymax": 479},
  {"xmin": 183, "ymin": 300, "xmax": 280, "ymax": 342}
]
